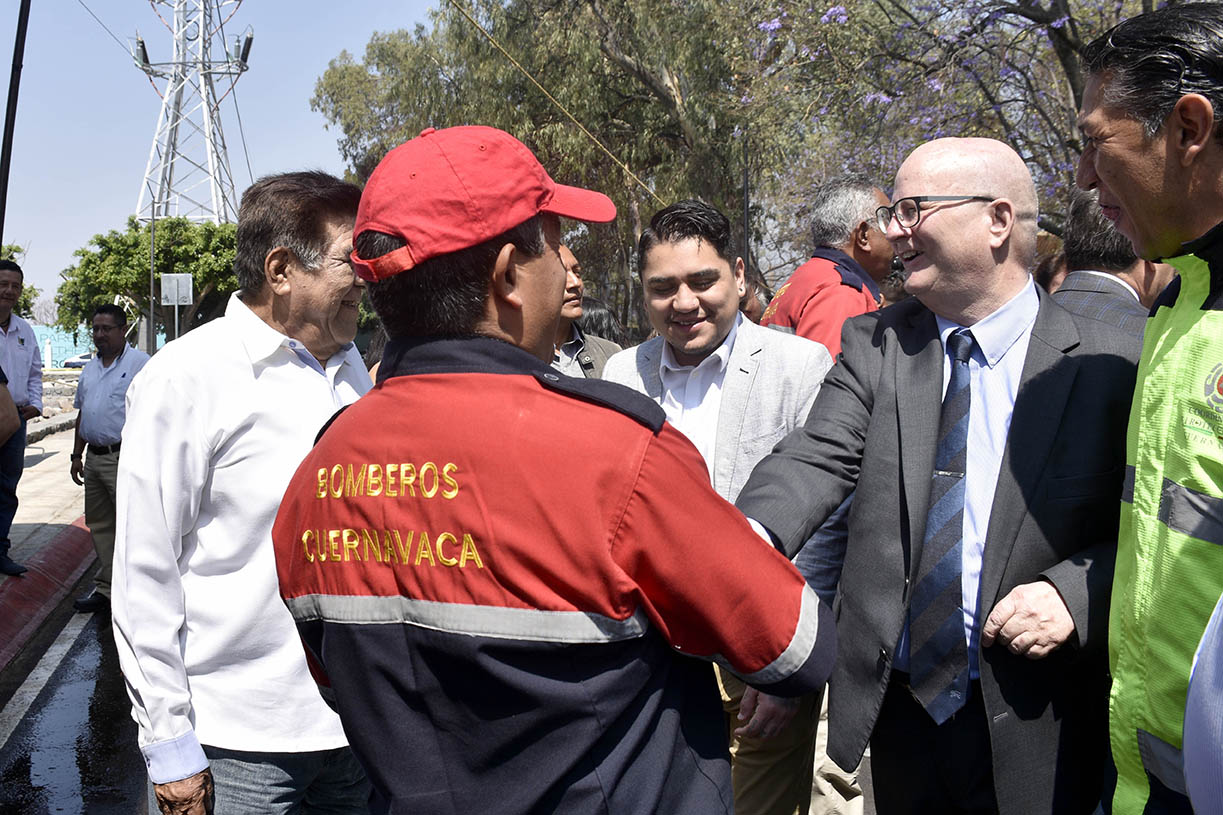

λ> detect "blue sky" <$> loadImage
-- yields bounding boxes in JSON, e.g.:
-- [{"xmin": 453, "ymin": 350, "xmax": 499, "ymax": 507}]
[{"xmin": 0, "ymin": 0, "xmax": 435, "ymax": 311}]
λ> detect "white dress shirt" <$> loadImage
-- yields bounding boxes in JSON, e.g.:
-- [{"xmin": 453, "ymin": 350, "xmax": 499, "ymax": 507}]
[
  {"xmin": 657, "ymin": 315, "xmax": 741, "ymax": 479},
  {"xmin": 74, "ymin": 344, "xmax": 149, "ymax": 445},
  {"xmin": 0, "ymin": 313, "xmax": 41, "ymax": 410},
  {"xmin": 112, "ymin": 294, "xmax": 371, "ymax": 784}
]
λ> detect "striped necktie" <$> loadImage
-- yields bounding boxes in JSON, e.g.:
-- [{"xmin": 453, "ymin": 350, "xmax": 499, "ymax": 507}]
[{"xmin": 908, "ymin": 328, "xmax": 974, "ymax": 724}]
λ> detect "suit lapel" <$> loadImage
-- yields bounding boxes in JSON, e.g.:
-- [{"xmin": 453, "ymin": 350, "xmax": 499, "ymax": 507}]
[
  {"xmin": 714, "ymin": 324, "xmax": 763, "ymax": 495},
  {"xmin": 638, "ymin": 340, "xmax": 664, "ymax": 401},
  {"xmin": 978, "ymin": 293, "xmax": 1081, "ymax": 610},
  {"xmin": 897, "ymin": 307, "xmax": 944, "ymax": 575}
]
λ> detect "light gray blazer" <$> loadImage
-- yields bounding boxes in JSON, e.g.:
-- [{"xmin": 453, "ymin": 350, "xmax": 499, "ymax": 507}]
[{"xmin": 602, "ymin": 318, "xmax": 833, "ymax": 502}]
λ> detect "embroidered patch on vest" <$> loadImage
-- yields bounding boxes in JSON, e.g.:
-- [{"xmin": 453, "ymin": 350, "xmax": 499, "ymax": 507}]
[{"xmin": 1206, "ymin": 362, "xmax": 1223, "ymax": 414}]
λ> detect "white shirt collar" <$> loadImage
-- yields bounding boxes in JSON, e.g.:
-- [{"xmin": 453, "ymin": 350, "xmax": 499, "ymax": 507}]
[
  {"xmin": 1074, "ymin": 269, "xmax": 1141, "ymax": 302},
  {"xmin": 659, "ymin": 312, "xmax": 741, "ymax": 377},
  {"xmin": 936, "ymin": 278, "xmax": 1039, "ymax": 368},
  {"xmin": 227, "ymin": 292, "xmax": 355, "ymax": 368}
]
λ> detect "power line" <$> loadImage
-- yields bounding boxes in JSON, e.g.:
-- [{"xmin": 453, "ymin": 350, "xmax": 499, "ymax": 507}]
[
  {"xmin": 444, "ymin": 0, "xmax": 664, "ymax": 207},
  {"xmin": 75, "ymin": 0, "xmax": 132, "ymax": 58},
  {"xmin": 214, "ymin": 12, "xmax": 254, "ymax": 186}
]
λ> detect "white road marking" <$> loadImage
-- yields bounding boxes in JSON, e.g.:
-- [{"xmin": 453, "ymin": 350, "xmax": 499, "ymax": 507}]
[{"xmin": 0, "ymin": 613, "xmax": 90, "ymax": 749}]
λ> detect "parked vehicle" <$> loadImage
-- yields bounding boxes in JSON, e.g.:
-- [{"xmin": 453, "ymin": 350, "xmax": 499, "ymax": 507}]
[{"xmin": 63, "ymin": 352, "xmax": 93, "ymax": 368}]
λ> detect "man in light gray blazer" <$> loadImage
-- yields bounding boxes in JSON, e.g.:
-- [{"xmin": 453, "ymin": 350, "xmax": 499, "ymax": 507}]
[{"xmin": 603, "ymin": 200, "xmax": 832, "ymax": 815}]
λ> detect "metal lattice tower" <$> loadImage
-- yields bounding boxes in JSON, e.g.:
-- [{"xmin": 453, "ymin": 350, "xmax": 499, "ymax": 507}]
[{"xmin": 132, "ymin": 0, "xmax": 252, "ymax": 224}]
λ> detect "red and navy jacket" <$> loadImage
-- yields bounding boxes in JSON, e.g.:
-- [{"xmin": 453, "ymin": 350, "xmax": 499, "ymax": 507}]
[
  {"xmin": 272, "ymin": 336, "xmax": 834, "ymax": 815},
  {"xmin": 761, "ymin": 247, "xmax": 881, "ymax": 356}
]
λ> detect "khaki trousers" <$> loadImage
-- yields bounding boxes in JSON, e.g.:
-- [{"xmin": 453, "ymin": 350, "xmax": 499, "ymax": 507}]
[
  {"xmin": 84, "ymin": 450, "xmax": 119, "ymax": 596},
  {"xmin": 717, "ymin": 665, "xmax": 819, "ymax": 815}
]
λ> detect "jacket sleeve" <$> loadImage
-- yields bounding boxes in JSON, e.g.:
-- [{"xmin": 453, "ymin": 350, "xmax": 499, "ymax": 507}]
[
  {"xmin": 736, "ymin": 314, "xmax": 879, "ymax": 556},
  {"xmin": 111, "ymin": 361, "xmax": 211, "ymax": 784},
  {"xmin": 611, "ymin": 423, "xmax": 835, "ymax": 696}
]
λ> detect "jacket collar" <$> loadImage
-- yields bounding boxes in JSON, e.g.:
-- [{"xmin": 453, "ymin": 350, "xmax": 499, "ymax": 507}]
[{"xmin": 379, "ymin": 335, "xmax": 552, "ymax": 381}]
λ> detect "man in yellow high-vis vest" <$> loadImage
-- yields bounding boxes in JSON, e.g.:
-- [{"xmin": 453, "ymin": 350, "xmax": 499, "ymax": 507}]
[{"xmin": 1077, "ymin": 6, "xmax": 1223, "ymax": 813}]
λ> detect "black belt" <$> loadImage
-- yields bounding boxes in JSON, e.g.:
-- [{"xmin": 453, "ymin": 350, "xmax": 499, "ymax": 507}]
[{"xmin": 87, "ymin": 443, "xmax": 121, "ymax": 456}]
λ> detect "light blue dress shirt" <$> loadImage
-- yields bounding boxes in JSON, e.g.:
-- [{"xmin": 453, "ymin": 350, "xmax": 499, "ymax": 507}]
[{"xmin": 895, "ymin": 279, "xmax": 1039, "ymax": 678}]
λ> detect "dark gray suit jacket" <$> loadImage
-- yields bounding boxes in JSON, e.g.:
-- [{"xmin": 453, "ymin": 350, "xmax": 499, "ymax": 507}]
[
  {"xmin": 1052, "ymin": 270, "xmax": 1148, "ymax": 336},
  {"xmin": 736, "ymin": 290, "xmax": 1139, "ymax": 815}
]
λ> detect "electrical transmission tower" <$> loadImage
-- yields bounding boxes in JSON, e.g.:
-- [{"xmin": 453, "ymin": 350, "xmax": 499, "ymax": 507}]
[{"xmin": 132, "ymin": 0, "xmax": 253, "ymax": 224}]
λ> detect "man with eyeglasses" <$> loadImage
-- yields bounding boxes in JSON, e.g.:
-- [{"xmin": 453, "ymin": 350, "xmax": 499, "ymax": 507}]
[
  {"xmin": 68, "ymin": 304, "xmax": 148, "ymax": 614},
  {"xmin": 112, "ymin": 172, "xmax": 372, "ymax": 815},
  {"xmin": 737, "ymin": 137, "xmax": 1139, "ymax": 813}
]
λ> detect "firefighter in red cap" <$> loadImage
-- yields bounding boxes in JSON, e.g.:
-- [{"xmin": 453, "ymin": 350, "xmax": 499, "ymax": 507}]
[{"xmin": 272, "ymin": 126, "xmax": 836, "ymax": 815}]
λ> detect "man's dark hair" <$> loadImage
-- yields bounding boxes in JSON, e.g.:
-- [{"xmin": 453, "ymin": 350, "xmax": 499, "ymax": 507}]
[
  {"xmin": 576, "ymin": 296, "xmax": 627, "ymax": 346},
  {"xmin": 234, "ymin": 171, "xmax": 361, "ymax": 295},
  {"xmin": 637, "ymin": 200, "xmax": 735, "ymax": 275},
  {"xmin": 809, "ymin": 175, "xmax": 880, "ymax": 250},
  {"xmin": 1063, "ymin": 189, "xmax": 1138, "ymax": 273},
  {"xmin": 1083, "ymin": 3, "xmax": 1223, "ymax": 141},
  {"xmin": 0, "ymin": 259, "xmax": 23, "ymax": 280},
  {"xmin": 360, "ymin": 216, "xmax": 545, "ymax": 339},
  {"xmin": 92, "ymin": 303, "xmax": 127, "ymax": 326}
]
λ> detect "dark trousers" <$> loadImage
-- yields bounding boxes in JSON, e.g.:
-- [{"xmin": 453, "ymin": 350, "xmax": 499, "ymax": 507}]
[
  {"xmin": 869, "ymin": 674, "xmax": 998, "ymax": 815},
  {"xmin": 0, "ymin": 416, "xmax": 26, "ymax": 557}
]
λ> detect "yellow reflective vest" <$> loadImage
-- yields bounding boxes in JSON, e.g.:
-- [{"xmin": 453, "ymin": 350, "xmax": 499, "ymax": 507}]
[{"xmin": 1110, "ymin": 223, "xmax": 1223, "ymax": 813}]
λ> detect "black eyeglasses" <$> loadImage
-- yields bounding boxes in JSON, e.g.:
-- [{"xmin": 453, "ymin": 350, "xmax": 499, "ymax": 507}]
[{"xmin": 875, "ymin": 195, "xmax": 995, "ymax": 232}]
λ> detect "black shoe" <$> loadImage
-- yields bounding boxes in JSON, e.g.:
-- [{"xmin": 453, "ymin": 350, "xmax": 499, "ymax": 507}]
[
  {"xmin": 0, "ymin": 554, "xmax": 26, "ymax": 576},
  {"xmin": 73, "ymin": 592, "xmax": 110, "ymax": 613}
]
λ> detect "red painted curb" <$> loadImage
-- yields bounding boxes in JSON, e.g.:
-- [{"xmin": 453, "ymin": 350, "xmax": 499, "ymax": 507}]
[{"xmin": 0, "ymin": 516, "xmax": 95, "ymax": 673}]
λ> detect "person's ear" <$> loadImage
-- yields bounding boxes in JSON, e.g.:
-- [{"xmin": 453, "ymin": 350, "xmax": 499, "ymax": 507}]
[
  {"xmin": 1170, "ymin": 94, "xmax": 1216, "ymax": 167},
  {"xmin": 986, "ymin": 199, "xmax": 1016, "ymax": 251},
  {"xmin": 854, "ymin": 220, "xmax": 873, "ymax": 250},
  {"xmin": 734, "ymin": 256, "xmax": 746, "ymax": 297},
  {"xmin": 489, "ymin": 242, "xmax": 523, "ymax": 311},
  {"xmin": 265, "ymin": 247, "xmax": 294, "ymax": 296}
]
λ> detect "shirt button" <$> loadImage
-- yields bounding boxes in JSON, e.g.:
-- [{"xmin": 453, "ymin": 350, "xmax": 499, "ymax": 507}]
[{"xmin": 543, "ymin": 373, "xmax": 559, "ymax": 382}]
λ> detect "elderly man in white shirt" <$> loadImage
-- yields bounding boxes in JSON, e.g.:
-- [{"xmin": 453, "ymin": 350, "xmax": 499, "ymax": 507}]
[
  {"xmin": 69, "ymin": 303, "xmax": 149, "ymax": 613},
  {"xmin": 602, "ymin": 199, "xmax": 832, "ymax": 815},
  {"xmin": 112, "ymin": 171, "xmax": 373, "ymax": 815},
  {"xmin": 0, "ymin": 259, "xmax": 41, "ymax": 576}
]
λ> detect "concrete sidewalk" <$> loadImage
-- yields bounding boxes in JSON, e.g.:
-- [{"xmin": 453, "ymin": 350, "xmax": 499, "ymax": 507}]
[{"xmin": 0, "ymin": 417, "xmax": 93, "ymax": 674}]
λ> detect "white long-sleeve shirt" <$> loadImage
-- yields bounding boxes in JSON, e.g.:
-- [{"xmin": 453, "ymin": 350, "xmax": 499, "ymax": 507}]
[
  {"xmin": 111, "ymin": 294, "xmax": 371, "ymax": 784},
  {"xmin": 0, "ymin": 313, "xmax": 41, "ymax": 410}
]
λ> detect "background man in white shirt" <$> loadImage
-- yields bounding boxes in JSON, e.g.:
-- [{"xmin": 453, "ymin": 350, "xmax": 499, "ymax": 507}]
[
  {"xmin": 112, "ymin": 171, "xmax": 372, "ymax": 815},
  {"xmin": 69, "ymin": 304, "xmax": 149, "ymax": 614},
  {"xmin": 0, "ymin": 259, "xmax": 41, "ymax": 576},
  {"xmin": 603, "ymin": 199, "xmax": 833, "ymax": 815}
]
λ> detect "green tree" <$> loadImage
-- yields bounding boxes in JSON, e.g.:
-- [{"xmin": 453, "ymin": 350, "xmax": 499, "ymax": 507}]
[
  {"xmin": 312, "ymin": 0, "xmax": 755, "ymax": 338},
  {"xmin": 55, "ymin": 217, "xmax": 238, "ymax": 335}
]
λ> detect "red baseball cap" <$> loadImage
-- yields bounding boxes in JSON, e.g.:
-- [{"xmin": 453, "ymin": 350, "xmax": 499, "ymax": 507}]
[{"xmin": 351, "ymin": 126, "xmax": 617, "ymax": 281}]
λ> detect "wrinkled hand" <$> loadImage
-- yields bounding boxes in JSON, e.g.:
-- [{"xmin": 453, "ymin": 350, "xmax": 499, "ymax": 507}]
[
  {"xmin": 19, "ymin": 405, "xmax": 39, "ymax": 421},
  {"xmin": 734, "ymin": 687, "xmax": 800, "ymax": 741},
  {"xmin": 981, "ymin": 580, "xmax": 1075, "ymax": 659},
  {"xmin": 154, "ymin": 768, "xmax": 214, "ymax": 815},
  {"xmin": 70, "ymin": 458, "xmax": 84, "ymax": 486}
]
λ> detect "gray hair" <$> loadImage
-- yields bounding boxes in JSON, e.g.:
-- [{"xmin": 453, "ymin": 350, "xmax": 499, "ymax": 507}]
[
  {"xmin": 1083, "ymin": 3, "xmax": 1223, "ymax": 140},
  {"xmin": 1063, "ymin": 188, "xmax": 1137, "ymax": 273},
  {"xmin": 809, "ymin": 175, "xmax": 880, "ymax": 251}
]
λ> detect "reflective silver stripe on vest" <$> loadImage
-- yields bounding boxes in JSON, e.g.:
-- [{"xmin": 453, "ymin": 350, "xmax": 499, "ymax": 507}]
[
  {"xmin": 1137, "ymin": 729, "xmax": 1187, "ymax": 795},
  {"xmin": 285, "ymin": 594, "xmax": 649, "ymax": 644},
  {"xmin": 1158, "ymin": 478, "xmax": 1223, "ymax": 546},
  {"xmin": 720, "ymin": 584, "xmax": 819, "ymax": 686},
  {"xmin": 1122, "ymin": 465, "xmax": 1135, "ymax": 504}
]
